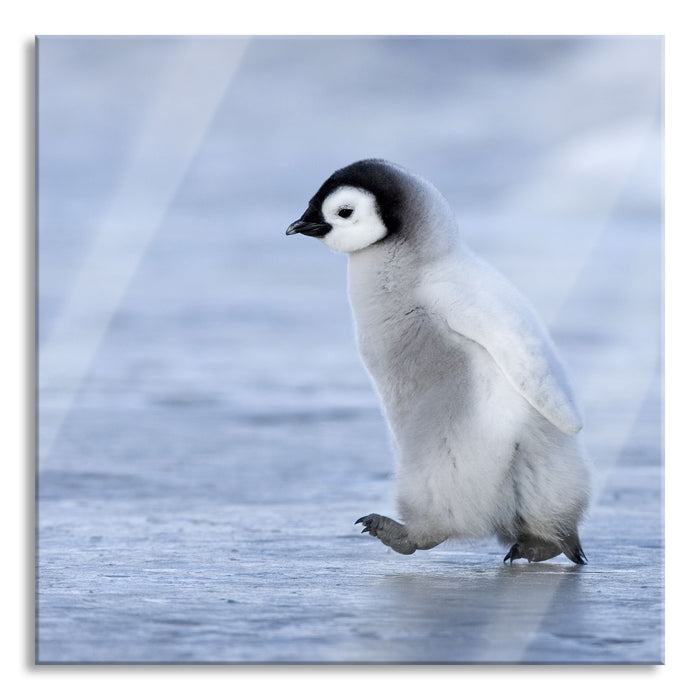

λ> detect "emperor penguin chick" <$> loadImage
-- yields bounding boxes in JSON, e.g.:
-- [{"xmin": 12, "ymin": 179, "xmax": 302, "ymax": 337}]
[{"xmin": 286, "ymin": 159, "xmax": 590, "ymax": 564}]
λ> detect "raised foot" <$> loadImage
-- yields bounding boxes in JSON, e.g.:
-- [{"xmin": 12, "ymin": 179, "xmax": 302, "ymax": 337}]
[
  {"xmin": 354, "ymin": 513, "xmax": 445, "ymax": 555},
  {"xmin": 355, "ymin": 513, "xmax": 417, "ymax": 554}
]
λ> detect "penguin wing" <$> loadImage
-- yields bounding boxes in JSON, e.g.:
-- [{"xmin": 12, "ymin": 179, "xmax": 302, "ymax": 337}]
[{"xmin": 422, "ymin": 262, "xmax": 583, "ymax": 435}]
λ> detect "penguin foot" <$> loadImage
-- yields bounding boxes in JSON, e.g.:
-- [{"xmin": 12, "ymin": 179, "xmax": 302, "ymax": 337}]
[
  {"xmin": 503, "ymin": 534, "xmax": 587, "ymax": 565},
  {"xmin": 355, "ymin": 514, "xmax": 445, "ymax": 555},
  {"xmin": 355, "ymin": 514, "xmax": 418, "ymax": 554}
]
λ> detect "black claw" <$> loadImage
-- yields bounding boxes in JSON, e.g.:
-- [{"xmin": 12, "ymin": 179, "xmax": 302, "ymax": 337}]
[
  {"xmin": 503, "ymin": 543, "xmax": 520, "ymax": 564},
  {"xmin": 356, "ymin": 514, "xmax": 379, "ymax": 538},
  {"xmin": 561, "ymin": 532, "xmax": 588, "ymax": 565},
  {"xmin": 571, "ymin": 547, "xmax": 588, "ymax": 565}
]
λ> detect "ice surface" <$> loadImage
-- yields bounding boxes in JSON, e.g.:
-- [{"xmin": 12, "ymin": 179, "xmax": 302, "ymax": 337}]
[{"xmin": 36, "ymin": 35, "xmax": 663, "ymax": 664}]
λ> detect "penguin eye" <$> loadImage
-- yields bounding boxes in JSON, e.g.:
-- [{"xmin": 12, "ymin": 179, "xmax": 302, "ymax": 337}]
[{"xmin": 337, "ymin": 207, "xmax": 354, "ymax": 219}]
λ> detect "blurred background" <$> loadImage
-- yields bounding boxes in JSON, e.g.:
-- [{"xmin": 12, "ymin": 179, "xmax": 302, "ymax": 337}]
[{"xmin": 36, "ymin": 36, "xmax": 663, "ymax": 663}]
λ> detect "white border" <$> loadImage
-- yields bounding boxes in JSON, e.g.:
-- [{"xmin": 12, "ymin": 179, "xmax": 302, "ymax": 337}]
[{"xmin": 5, "ymin": 1, "xmax": 697, "ymax": 696}]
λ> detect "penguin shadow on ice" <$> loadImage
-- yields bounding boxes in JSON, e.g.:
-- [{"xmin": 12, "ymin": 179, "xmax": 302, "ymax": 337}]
[
  {"xmin": 286, "ymin": 159, "xmax": 591, "ymax": 566},
  {"xmin": 373, "ymin": 563, "xmax": 585, "ymax": 662}
]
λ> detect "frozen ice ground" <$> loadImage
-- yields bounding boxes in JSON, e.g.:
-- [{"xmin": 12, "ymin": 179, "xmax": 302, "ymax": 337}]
[{"xmin": 36, "ymin": 36, "xmax": 663, "ymax": 664}]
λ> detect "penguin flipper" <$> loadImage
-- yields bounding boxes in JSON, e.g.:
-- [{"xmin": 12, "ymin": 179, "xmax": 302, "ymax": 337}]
[{"xmin": 424, "ymin": 266, "xmax": 583, "ymax": 436}]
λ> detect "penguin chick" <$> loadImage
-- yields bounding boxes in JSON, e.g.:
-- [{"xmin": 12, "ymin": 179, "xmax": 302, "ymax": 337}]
[{"xmin": 286, "ymin": 158, "xmax": 590, "ymax": 564}]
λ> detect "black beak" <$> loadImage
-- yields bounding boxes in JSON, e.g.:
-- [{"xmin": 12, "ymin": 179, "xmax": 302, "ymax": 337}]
[{"xmin": 285, "ymin": 219, "xmax": 331, "ymax": 237}]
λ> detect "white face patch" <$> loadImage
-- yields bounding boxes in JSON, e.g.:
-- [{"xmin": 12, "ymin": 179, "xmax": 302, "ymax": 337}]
[{"xmin": 319, "ymin": 186, "xmax": 388, "ymax": 253}]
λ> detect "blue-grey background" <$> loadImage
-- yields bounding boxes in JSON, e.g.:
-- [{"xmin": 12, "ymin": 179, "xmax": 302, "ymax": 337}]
[{"xmin": 36, "ymin": 36, "xmax": 663, "ymax": 663}]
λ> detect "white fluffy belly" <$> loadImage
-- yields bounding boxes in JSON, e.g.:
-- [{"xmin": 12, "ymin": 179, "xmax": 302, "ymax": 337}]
[{"xmin": 384, "ymin": 342, "xmax": 531, "ymax": 539}]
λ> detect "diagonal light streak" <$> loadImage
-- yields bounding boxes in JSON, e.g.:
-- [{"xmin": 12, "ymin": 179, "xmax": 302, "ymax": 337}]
[
  {"xmin": 38, "ymin": 37, "xmax": 251, "ymax": 465},
  {"xmin": 476, "ymin": 102, "xmax": 662, "ymax": 664}
]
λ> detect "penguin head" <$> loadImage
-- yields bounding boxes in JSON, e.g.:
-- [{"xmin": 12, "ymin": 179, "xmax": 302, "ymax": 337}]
[
  {"xmin": 286, "ymin": 159, "xmax": 406, "ymax": 254},
  {"xmin": 286, "ymin": 185, "xmax": 386, "ymax": 254},
  {"xmin": 287, "ymin": 159, "xmax": 459, "ymax": 257}
]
